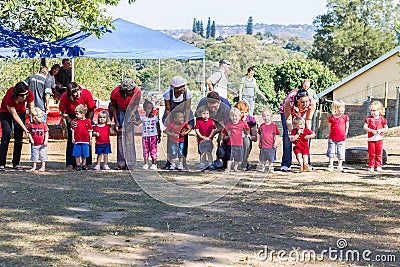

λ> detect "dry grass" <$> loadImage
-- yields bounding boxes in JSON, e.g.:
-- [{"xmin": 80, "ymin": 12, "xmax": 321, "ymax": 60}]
[{"xmin": 0, "ymin": 134, "xmax": 399, "ymax": 266}]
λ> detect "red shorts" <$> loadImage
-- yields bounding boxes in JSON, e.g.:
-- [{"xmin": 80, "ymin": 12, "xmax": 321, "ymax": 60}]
[{"xmin": 293, "ymin": 146, "xmax": 309, "ymax": 156}]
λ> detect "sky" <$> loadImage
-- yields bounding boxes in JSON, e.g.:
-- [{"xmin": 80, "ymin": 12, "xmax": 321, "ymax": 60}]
[{"xmin": 105, "ymin": 0, "xmax": 328, "ymax": 30}]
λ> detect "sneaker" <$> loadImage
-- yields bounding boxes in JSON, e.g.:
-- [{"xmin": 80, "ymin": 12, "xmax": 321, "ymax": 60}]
[
  {"xmin": 177, "ymin": 163, "xmax": 184, "ymax": 170},
  {"xmin": 368, "ymin": 167, "xmax": 375, "ymax": 172},
  {"xmin": 376, "ymin": 167, "xmax": 383, "ymax": 172},
  {"xmin": 257, "ymin": 166, "xmax": 265, "ymax": 172},
  {"xmin": 169, "ymin": 163, "xmax": 176, "ymax": 170},
  {"xmin": 103, "ymin": 165, "xmax": 110, "ymax": 170},
  {"xmin": 337, "ymin": 166, "xmax": 344, "ymax": 172},
  {"xmin": 142, "ymin": 164, "xmax": 149, "ymax": 170},
  {"xmin": 198, "ymin": 163, "xmax": 206, "ymax": 170},
  {"xmin": 76, "ymin": 166, "xmax": 82, "ymax": 171},
  {"xmin": 280, "ymin": 166, "xmax": 289, "ymax": 172},
  {"xmin": 82, "ymin": 165, "xmax": 89, "ymax": 170},
  {"xmin": 214, "ymin": 160, "xmax": 223, "ymax": 169},
  {"xmin": 208, "ymin": 163, "xmax": 216, "ymax": 170},
  {"xmin": 327, "ymin": 165, "xmax": 334, "ymax": 172},
  {"xmin": 149, "ymin": 164, "xmax": 158, "ymax": 170},
  {"xmin": 268, "ymin": 166, "xmax": 274, "ymax": 172},
  {"xmin": 308, "ymin": 164, "xmax": 314, "ymax": 171},
  {"xmin": 93, "ymin": 165, "xmax": 101, "ymax": 170}
]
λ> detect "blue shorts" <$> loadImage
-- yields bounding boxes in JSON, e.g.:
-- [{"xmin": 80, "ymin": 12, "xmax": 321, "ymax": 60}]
[
  {"xmin": 169, "ymin": 141, "xmax": 184, "ymax": 159},
  {"xmin": 95, "ymin": 144, "xmax": 112, "ymax": 155},
  {"xmin": 72, "ymin": 143, "xmax": 90, "ymax": 157}
]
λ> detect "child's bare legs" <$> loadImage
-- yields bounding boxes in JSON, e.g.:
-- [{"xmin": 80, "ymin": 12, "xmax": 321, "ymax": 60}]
[
  {"xmin": 75, "ymin": 157, "xmax": 81, "ymax": 167},
  {"xmin": 200, "ymin": 153, "xmax": 206, "ymax": 164},
  {"xmin": 259, "ymin": 161, "xmax": 266, "ymax": 171},
  {"xmin": 82, "ymin": 157, "xmax": 87, "ymax": 167},
  {"xmin": 234, "ymin": 161, "xmax": 241, "ymax": 172},
  {"xmin": 337, "ymin": 158, "xmax": 344, "ymax": 169},
  {"xmin": 226, "ymin": 160, "xmax": 233, "ymax": 172},
  {"xmin": 206, "ymin": 152, "xmax": 213, "ymax": 164},
  {"xmin": 38, "ymin": 161, "xmax": 46, "ymax": 172},
  {"xmin": 96, "ymin": 154, "xmax": 103, "ymax": 167},
  {"xmin": 268, "ymin": 161, "xmax": 274, "ymax": 172},
  {"xmin": 30, "ymin": 162, "xmax": 37, "ymax": 172},
  {"xmin": 296, "ymin": 153, "xmax": 304, "ymax": 171},
  {"xmin": 303, "ymin": 155, "xmax": 310, "ymax": 171}
]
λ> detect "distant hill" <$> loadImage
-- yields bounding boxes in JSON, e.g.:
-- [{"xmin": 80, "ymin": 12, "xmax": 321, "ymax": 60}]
[{"xmin": 161, "ymin": 23, "xmax": 315, "ymax": 40}]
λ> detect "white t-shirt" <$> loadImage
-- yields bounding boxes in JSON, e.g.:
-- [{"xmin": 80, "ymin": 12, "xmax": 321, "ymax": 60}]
[
  {"xmin": 163, "ymin": 87, "xmax": 193, "ymax": 102},
  {"xmin": 141, "ymin": 115, "xmax": 159, "ymax": 137}
]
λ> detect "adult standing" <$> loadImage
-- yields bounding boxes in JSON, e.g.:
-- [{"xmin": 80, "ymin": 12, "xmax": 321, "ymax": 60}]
[
  {"xmin": 162, "ymin": 76, "xmax": 193, "ymax": 169},
  {"xmin": 196, "ymin": 91, "xmax": 231, "ymax": 169},
  {"xmin": 238, "ymin": 67, "xmax": 267, "ymax": 116},
  {"xmin": 110, "ymin": 78, "xmax": 141, "ymax": 170},
  {"xmin": 279, "ymin": 88, "xmax": 316, "ymax": 171},
  {"xmin": 55, "ymin": 59, "xmax": 72, "ymax": 100},
  {"xmin": 24, "ymin": 66, "xmax": 52, "ymax": 121},
  {"xmin": 59, "ymin": 82, "xmax": 96, "ymax": 170},
  {"xmin": 0, "ymin": 82, "xmax": 34, "ymax": 170},
  {"xmin": 206, "ymin": 59, "xmax": 230, "ymax": 99}
]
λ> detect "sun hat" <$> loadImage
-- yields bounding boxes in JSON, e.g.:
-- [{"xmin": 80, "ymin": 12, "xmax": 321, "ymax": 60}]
[
  {"xmin": 121, "ymin": 78, "xmax": 137, "ymax": 91},
  {"xmin": 170, "ymin": 76, "xmax": 187, "ymax": 88},
  {"xmin": 219, "ymin": 59, "xmax": 231, "ymax": 65}
]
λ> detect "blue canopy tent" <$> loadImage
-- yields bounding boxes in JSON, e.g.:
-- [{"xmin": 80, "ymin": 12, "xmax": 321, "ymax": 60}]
[
  {"xmin": 0, "ymin": 24, "xmax": 71, "ymax": 58},
  {"xmin": 54, "ymin": 18, "xmax": 205, "ymax": 90}
]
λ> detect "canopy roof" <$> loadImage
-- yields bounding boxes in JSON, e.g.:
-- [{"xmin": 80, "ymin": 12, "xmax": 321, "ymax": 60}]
[
  {"xmin": 0, "ymin": 24, "xmax": 70, "ymax": 58},
  {"xmin": 54, "ymin": 18, "xmax": 204, "ymax": 60}
]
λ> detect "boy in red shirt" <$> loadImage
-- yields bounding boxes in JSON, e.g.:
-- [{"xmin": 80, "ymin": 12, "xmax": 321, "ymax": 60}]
[
  {"xmin": 258, "ymin": 108, "xmax": 280, "ymax": 172},
  {"xmin": 27, "ymin": 107, "xmax": 49, "ymax": 172},
  {"xmin": 71, "ymin": 104, "xmax": 93, "ymax": 171},
  {"xmin": 290, "ymin": 117, "xmax": 315, "ymax": 172},
  {"xmin": 194, "ymin": 105, "xmax": 217, "ymax": 170},
  {"xmin": 164, "ymin": 111, "xmax": 191, "ymax": 170},
  {"xmin": 327, "ymin": 100, "xmax": 349, "ymax": 172},
  {"xmin": 220, "ymin": 108, "xmax": 250, "ymax": 172}
]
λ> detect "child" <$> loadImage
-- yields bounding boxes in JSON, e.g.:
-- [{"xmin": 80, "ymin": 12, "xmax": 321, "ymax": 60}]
[
  {"xmin": 363, "ymin": 101, "xmax": 388, "ymax": 172},
  {"xmin": 290, "ymin": 117, "xmax": 315, "ymax": 172},
  {"xmin": 93, "ymin": 110, "xmax": 113, "ymax": 170},
  {"xmin": 327, "ymin": 100, "xmax": 349, "ymax": 172},
  {"xmin": 27, "ymin": 107, "xmax": 49, "ymax": 172},
  {"xmin": 258, "ymin": 108, "xmax": 280, "ymax": 172},
  {"xmin": 164, "ymin": 111, "xmax": 191, "ymax": 170},
  {"xmin": 135, "ymin": 100, "xmax": 161, "ymax": 170},
  {"xmin": 71, "ymin": 104, "xmax": 93, "ymax": 171},
  {"xmin": 194, "ymin": 105, "xmax": 216, "ymax": 169},
  {"xmin": 219, "ymin": 108, "xmax": 250, "ymax": 172}
]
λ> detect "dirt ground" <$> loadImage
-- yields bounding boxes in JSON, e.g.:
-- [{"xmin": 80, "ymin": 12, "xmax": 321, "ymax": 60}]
[{"xmin": 0, "ymin": 130, "xmax": 399, "ymax": 266}]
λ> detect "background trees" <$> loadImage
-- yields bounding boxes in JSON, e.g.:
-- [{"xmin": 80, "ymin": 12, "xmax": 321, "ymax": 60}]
[
  {"xmin": 310, "ymin": 0, "xmax": 400, "ymax": 79},
  {"xmin": 246, "ymin": 16, "xmax": 253, "ymax": 35}
]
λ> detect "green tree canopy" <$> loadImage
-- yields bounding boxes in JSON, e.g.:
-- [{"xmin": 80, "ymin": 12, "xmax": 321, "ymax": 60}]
[
  {"xmin": 310, "ymin": 0, "xmax": 399, "ymax": 79},
  {"xmin": 0, "ymin": 0, "xmax": 136, "ymax": 40}
]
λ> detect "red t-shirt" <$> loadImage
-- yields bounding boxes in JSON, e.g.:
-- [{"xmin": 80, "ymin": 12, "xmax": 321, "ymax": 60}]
[
  {"xmin": 329, "ymin": 114, "xmax": 349, "ymax": 141},
  {"xmin": 0, "ymin": 87, "xmax": 34, "ymax": 113},
  {"xmin": 291, "ymin": 128, "xmax": 313, "ymax": 149},
  {"xmin": 364, "ymin": 116, "xmax": 387, "ymax": 138},
  {"xmin": 222, "ymin": 121, "xmax": 250, "ymax": 146},
  {"xmin": 27, "ymin": 122, "xmax": 48, "ymax": 146},
  {"xmin": 194, "ymin": 118, "xmax": 216, "ymax": 142},
  {"xmin": 110, "ymin": 86, "xmax": 142, "ymax": 109},
  {"xmin": 59, "ymin": 88, "xmax": 96, "ymax": 115},
  {"xmin": 258, "ymin": 122, "xmax": 280, "ymax": 149},
  {"xmin": 167, "ymin": 122, "xmax": 189, "ymax": 143},
  {"xmin": 94, "ymin": 124, "xmax": 111, "ymax": 145},
  {"xmin": 72, "ymin": 118, "xmax": 93, "ymax": 143}
]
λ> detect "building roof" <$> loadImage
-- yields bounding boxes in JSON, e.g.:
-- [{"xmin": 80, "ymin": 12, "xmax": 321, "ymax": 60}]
[{"xmin": 318, "ymin": 46, "xmax": 400, "ymax": 98}]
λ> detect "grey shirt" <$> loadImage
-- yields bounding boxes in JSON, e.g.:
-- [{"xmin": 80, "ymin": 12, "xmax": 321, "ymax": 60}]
[{"xmin": 24, "ymin": 74, "xmax": 52, "ymax": 112}]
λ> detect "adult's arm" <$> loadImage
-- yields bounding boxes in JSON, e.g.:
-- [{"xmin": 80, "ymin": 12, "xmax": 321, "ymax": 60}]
[
  {"xmin": 184, "ymin": 98, "xmax": 192, "ymax": 122},
  {"xmin": 255, "ymin": 84, "xmax": 267, "ymax": 101},
  {"xmin": 110, "ymin": 98, "xmax": 120, "ymax": 129},
  {"xmin": 206, "ymin": 78, "xmax": 214, "ymax": 92},
  {"xmin": 283, "ymin": 100, "xmax": 293, "ymax": 133},
  {"xmin": 304, "ymin": 100, "xmax": 316, "ymax": 129},
  {"xmin": 164, "ymin": 99, "xmax": 171, "ymax": 124},
  {"xmin": 238, "ymin": 78, "xmax": 244, "ymax": 100},
  {"xmin": 249, "ymin": 124, "xmax": 257, "ymax": 142},
  {"xmin": 6, "ymin": 105, "xmax": 29, "ymax": 133}
]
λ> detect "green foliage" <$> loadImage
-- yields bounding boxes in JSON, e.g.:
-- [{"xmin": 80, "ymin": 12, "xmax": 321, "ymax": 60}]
[
  {"xmin": 285, "ymin": 37, "xmax": 313, "ymax": 53},
  {"xmin": 0, "ymin": 0, "xmax": 136, "ymax": 40},
  {"xmin": 310, "ymin": 0, "xmax": 399, "ymax": 79}
]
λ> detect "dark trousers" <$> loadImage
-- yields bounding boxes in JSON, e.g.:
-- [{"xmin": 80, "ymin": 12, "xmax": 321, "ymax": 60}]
[
  {"xmin": 0, "ymin": 112, "xmax": 25, "ymax": 167},
  {"xmin": 280, "ymin": 113, "xmax": 292, "ymax": 168},
  {"xmin": 66, "ymin": 118, "xmax": 92, "ymax": 167}
]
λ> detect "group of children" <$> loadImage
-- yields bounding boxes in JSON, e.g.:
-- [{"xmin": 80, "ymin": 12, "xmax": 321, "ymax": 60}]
[{"xmin": 26, "ymin": 98, "xmax": 389, "ymax": 173}]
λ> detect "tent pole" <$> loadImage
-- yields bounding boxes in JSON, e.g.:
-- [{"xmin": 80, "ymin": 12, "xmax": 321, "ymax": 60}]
[
  {"xmin": 158, "ymin": 59, "xmax": 161, "ymax": 91},
  {"xmin": 203, "ymin": 58, "xmax": 206, "ymax": 97},
  {"xmin": 71, "ymin": 58, "xmax": 75, "ymax": 82}
]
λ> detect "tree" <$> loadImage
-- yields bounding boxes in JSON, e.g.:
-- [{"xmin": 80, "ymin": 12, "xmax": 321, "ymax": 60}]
[
  {"xmin": 211, "ymin": 21, "xmax": 216, "ymax": 38},
  {"xmin": 310, "ymin": 0, "xmax": 400, "ymax": 78},
  {"xmin": 206, "ymin": 17, "xmax": 211, "ymax": 39},
  {"xmin": 246, "ymin": 16, "xmax": 253, "ymax": 35},
  {"xmin": 199, "ymin": 21, "xmax": 204, "ymax": 37},
  {"xmin": 0, "ymin": 0, "xmax": 136, "ymax": 41},
  {"xmin": 192, "ymin": 18, "xmax": 197, "ymax": 33}
]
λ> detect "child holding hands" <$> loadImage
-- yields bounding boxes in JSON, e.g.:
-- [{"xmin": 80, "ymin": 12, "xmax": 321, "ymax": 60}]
[
  {"xmin": 290, "ymin": 117, "xmax": 315, "ymax": 172},
  {"xmin": 363, "ymin": 101, "xmax": 388, "ymax": 172},
  {"xmin": 93, "ymin": 110, "xmax": 113, "ymax": 170},
  {"xmin": 194, "ymin": 105, "xmax": 216, "ymax": 169},
  {"xmin": 71, "ymin": 104, "xmax": 93, "ymax": 171}
]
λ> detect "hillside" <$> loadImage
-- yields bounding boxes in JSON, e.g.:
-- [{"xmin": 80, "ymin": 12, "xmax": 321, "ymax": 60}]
[{"xmin": 162, "ymin": 23, "xmax": 315, "ymax": 40}]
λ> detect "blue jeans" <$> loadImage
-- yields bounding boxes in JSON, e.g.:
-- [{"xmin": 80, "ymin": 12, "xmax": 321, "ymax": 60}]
[
  {"xmin": 280, "ymin": 113, "xmax": 292, "ymax": 168},
  {"xmin": 169, "ymin": 141, "xmax": 185, "ymax": 159}
]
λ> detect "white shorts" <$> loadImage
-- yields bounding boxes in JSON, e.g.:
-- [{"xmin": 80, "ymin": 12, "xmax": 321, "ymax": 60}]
[{"xmin": 30, "ymin": 145, "xmax": 48, "ymax": 162}]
